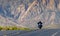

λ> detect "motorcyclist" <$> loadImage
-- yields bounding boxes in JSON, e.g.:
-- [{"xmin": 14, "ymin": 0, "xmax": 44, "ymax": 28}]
[{"xmin": 37, "ymin": 21, "xmax": 43, "ymax": 29}]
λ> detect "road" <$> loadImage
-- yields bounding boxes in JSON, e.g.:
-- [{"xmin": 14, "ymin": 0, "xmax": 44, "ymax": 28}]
[{"xmin": 0, "ymin": 29, "xmax": 60, "ymax": 36}]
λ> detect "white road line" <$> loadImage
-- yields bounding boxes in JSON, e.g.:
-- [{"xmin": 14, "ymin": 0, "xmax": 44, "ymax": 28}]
[{"xmin": 51, "ymin": 31, "xmax": 58, "ymax": 36}]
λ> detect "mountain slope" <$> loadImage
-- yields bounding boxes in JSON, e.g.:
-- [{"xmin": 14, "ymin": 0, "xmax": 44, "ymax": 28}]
[{"xmin": 0, "ymin": 0, "xmax": 60, "ymax": 29}]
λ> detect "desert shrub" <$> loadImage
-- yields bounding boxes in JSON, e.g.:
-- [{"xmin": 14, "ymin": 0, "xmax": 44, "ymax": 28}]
[
  {"xmin": 0, "ymin": 26, "xmax": 2, "ymax": 30},
  {"xmin": 11, "ymin": 26, "xmax": 17, "ymax": 30}
]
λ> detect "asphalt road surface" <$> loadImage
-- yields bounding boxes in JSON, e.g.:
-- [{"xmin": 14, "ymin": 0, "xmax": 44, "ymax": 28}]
[{"xmin": 0, "ymin": 29, "xmax": 60, "ymax": 36}]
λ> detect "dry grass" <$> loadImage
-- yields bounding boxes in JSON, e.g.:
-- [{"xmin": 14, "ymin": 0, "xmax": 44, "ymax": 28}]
[{"xmin": 43, "ymin": 24, "xmax": 60, "ymax": 29}]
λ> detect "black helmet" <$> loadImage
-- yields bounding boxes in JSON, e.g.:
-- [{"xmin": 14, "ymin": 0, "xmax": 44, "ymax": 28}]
[{"xmin": 37, "ymin": 21, "xmax": 42, "ymax": 25}]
